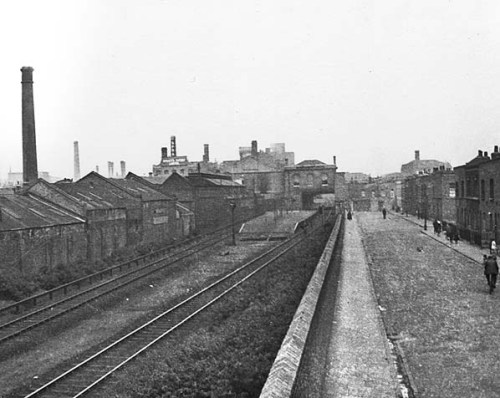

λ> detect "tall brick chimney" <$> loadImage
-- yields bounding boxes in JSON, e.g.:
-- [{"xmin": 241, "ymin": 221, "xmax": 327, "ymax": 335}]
[
  {"xmin": 21, "ymin": 66, "xmax": 38, "ymax": 184},
  {"xmin": 161, "ymin": 147, "xmax": 168, "ymax": 160},
  {"xmin": 170, "ymin": 136, "xmax": 177, "ymax": 157},
  {"xmin": 415, "ymin": 150, "xmax": 420, "ymax": 161},
  {"xmin": 203, "ymin": 144, "xmax": 209, "ymax": 162},
  {"xmin": 120, "ymin": 161, "xmax": 126, "ymax": 178},
  {"xmin": 74, "ymin": 141, "xmax": 81, "ymax": 181}
]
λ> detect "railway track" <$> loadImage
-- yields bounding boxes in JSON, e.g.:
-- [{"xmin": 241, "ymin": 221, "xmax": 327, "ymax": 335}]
[
  {"xmin": 20, "ymin": 228, "xmax": 309, "ymax": 398},
  {"xmin": 0, "ymin": 227, "xmax": 237, "ymax": 346}
]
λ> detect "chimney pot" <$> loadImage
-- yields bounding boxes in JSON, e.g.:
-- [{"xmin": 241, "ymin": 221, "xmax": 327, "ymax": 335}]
[
  {"xmin": 478, "ymin": 150, "xmax": 483, "ymax": 157},
  {"xmin": 495, "ymin": 145, "xmax": 499, "ymax": 153},
  {"xmin": 485, "ymin": 151, "xmax": 489, "ymax": 158}
]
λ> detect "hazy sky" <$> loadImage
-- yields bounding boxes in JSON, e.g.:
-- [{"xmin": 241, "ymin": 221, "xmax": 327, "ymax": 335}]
[{"xmin": 1, "ymin": 0, "xmax": 500, "ymax": 180}]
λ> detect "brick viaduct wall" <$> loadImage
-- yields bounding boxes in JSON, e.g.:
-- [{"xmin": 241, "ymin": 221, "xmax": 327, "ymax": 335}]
[{"xmin": 259, "ymin": 214, "xmax": 342, "ymax": 398}]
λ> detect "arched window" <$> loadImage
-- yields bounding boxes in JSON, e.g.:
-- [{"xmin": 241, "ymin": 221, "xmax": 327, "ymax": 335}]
[{"xmin": 292, "ymin": 174, "xmax": 300, "ymax": 187}]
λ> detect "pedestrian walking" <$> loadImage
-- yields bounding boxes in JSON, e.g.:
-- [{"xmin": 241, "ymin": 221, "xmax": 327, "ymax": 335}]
[
  {"xmin": 490, "ymin": 239, "xmax": 497, "ymax": 255},
  {"xmin": 484, "ymin": 255, "xmax": 499, "ymax": 294},
  {"xmin": 347, "ymin": 210, "xmax": 352, "ymax": 220},
  {"xmin": 382, "ymin": 208, "xmax": 387, "ymax": 219},
  {"xmin": 433, "ymin": 220, "xmax": 439, "ymax": 235}
]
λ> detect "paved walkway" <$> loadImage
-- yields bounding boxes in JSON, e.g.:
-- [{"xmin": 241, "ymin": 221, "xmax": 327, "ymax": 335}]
[
  {"xmin": 395, "ymin": 212, "xmax": 488, "ymax": 264},
  {"xmin": 322, "ymin": 216, "xmax": 399, "ymax": 397}
]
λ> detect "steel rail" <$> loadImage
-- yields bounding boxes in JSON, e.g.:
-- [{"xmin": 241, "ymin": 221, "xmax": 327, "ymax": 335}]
[
  {"xmin": 0, "ymin": 216, "xmax": 253, "ymax": 317},
  {"xmin": 23, "ymin": 231, "xmax": 307, "ymax": 398},
  {"xmin": 0, "ymin": 232, "xmax": 230, "ymax": 345}
]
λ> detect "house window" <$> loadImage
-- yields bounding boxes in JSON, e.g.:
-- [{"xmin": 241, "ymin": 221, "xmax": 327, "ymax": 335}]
[
  {"xmin": 321, "ymin": 174, "xmax": 328, "ymax": 186},
  {"xmin": 490, "ymin": 179, "xmax": 495, "ymax": 200},
  {"xmin": 306, "ymin": 174, "xmax": 314, "ymax": 186},
  {"xmin": 292, "ymin": 174, "xmax": 300, "ymax": 187},
  {"xmin": 461, "ymin": 180, "xmax": 464, "ymax": 197},
  {"xmin": 449, "ymin": 183, "xmax": 456, "ymax": 198},
  {"xmin": 481, "ymin": 179, "xmax": 485, "ymax": 201}
]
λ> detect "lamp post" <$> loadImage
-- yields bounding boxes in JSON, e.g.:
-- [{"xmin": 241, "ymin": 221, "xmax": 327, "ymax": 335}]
[{"xmin": 229, "ymin": 201, "xmax": 236, "ymax": 245}]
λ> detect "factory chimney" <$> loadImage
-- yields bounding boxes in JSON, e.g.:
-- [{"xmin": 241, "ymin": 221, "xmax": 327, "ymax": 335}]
[
  {"xmin": 74, "ymin": 141, "xmax": 81, "ymax": 181},
  {"xmin": 21, "ymin": 66, "xmax": 38, "ymax": 184},
  {"xmin": 415, "ymin": 150, "xmax": 420, "ymax": 161},
  {"xmin": 96, "ymin": 165, "xmax": 100, "ymax": 174},
  {"xmin": 108, "ymin": 161, "xmax": 114, "ymax": 178},
  {"xmin": 203, "ymin": 144, "xmax": 209, "ymax": 163},
  {"xmin": 170, "ymin": 136, "xmax": 177, "ymax": 157},
  {"xmin": 251, "ymin": 140, "xmax": 258, "ymax": 157},
  {"xmin": 120, "ymin": 161, "xmax": 126, "ymax": 178},
  {"xmin": 161, "ymin": 147, "xmax": 168, "ymax": 160}
]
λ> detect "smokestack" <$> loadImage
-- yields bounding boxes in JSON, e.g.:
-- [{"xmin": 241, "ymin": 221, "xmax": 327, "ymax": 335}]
[
  {"xmin": 203, "ymin": 144, "xmax": 209, "ymax": 162},
  {"xmin": 333, "ymin": 156, "xmax": 337, "ymax": 165},
  {"xmin": 96, "ymin": 165, "xmax": 99, "ymax": 174},
  {"xmin": 251, "ymin": 140, "xmax": 258, "ymax": 157},
  {"xmin": 21, "ymin": 66, "xmax": 38, "ymax": 184},
  {"xmin": 415, "ymin": 150, "xmax": 420, "ymax": 161},
  {"xmin": 120, "ymin": 161, "xmax": 126, "ymax": 178},
  {"xmin": 74, "ymin": 141, "xmax": 81, "ymax": 181},
  {"xmin": 161, "ymin": 147, "xmax": 168, "ymax": 160},
  {"xmin": 108, "ymin": 161, "xmax": 114, "ymax": 178},
  {"xmin": 170, "ymin": 136, "xmax": 177, "ymax": 157}
]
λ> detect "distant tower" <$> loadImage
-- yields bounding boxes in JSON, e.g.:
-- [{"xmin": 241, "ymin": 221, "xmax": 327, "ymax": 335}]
[
  {"xmin": 21, "ymin": 66, "xmax": 38, "ymax": 184},
  {"xmin": 170, "ymin": 136, "xmax": 177, "ymax": 157},
  {"xmin": 120, "ymin": 161, "xmax": 126, "ymax": 178},
  {"xmin": 108, "ymin": 161, "xmax": 114, "ymax": 178},
  {"xmin": 74, "ymin": 141, "xmax": 81, "ymax": 181},
  {"xmin": 203, "ymin": 144, "xmax": 209, "ymax": 163},
  {"xmin": 96, "ymin": 165, "xmax": 99, "ymax": 174},
  {"xmin": 251, "ymin": 140, "xmax": 258, "ymax": 157}
]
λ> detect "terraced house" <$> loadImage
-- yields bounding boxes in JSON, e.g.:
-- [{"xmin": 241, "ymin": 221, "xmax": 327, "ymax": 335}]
[{"xmin": 455, "ymin": 147, "xmax": 500, "ymax": 247}]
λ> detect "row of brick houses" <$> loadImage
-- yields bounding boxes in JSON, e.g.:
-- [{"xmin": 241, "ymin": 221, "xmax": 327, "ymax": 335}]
[{"xmin": 343, "ymin": 147, "xmax": 500, "ymax": 249}]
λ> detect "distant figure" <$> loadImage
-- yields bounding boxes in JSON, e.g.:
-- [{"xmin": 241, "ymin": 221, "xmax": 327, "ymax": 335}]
[
  {"xmin": 347, "ymin": 210, "xmax": 352, "ymax": 220},
  {"xmin": 436, "ymin": 220, "xmax": 442, "ymax": 237},
  {"xmin": 382, "ymin": 208, "xmax": 387, "ymax": 219},
  {"xmin": 433, "ymin": 220, "xmax": 439, "ymax": 235},
  {"xmin": 484, "ymin": 255, "xmax": 499, "ymax": 294},
  {"xmin": 452, "ymin": 232, "xmax": 460, "ymax": 245},
  {"xmin": 490, "ymin": 239, "xmax": 497, "ymax": 255}
]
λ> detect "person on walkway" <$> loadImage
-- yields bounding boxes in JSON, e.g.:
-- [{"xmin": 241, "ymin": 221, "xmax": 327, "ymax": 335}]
[
  {"xmin": 382, "ymin": 208, "xmax": 387, "ymax": 219},
  {"xmin": 433, "ymin": 220, "xmax": 439, "ymax": 235},
  {"xmin": 490, "ymin": 239, "xmax": 497, "ymax": 255},
  {"xmin": 484, "ymin": 255, "xmax": 499, "ymax": 294},
  {"xmin": 347, "ymin": 210, "xmax": 352, "ymax": 220}
]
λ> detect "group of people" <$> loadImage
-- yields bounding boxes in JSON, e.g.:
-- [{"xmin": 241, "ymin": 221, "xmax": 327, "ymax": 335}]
[{"xmin": 433, "ymin": 219, "xmax": 460, "ymax": 244}]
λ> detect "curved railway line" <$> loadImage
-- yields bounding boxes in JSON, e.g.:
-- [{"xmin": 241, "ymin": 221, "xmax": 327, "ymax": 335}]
[
  {"xmin": 19, "ymin": 226, "xmax": 312, "ymax": 398},
  {"xmin": 0, "ymin": 224, "xmax": 241, "ymax": 346}
]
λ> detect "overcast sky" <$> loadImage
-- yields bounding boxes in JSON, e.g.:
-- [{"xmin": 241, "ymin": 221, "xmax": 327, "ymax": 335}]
[{"xmin": 1, "ymin": 0, "xmax": 500, "ymax": 180}]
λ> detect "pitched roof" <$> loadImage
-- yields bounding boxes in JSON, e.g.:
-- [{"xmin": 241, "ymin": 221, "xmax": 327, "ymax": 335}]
[
  {"xmin": 110, "ymin": 178, "xmax": 173, "ymax": 201},
  {"xmin": 0, "ymin": 194, "xmax": 85, "ymax": 231}
]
